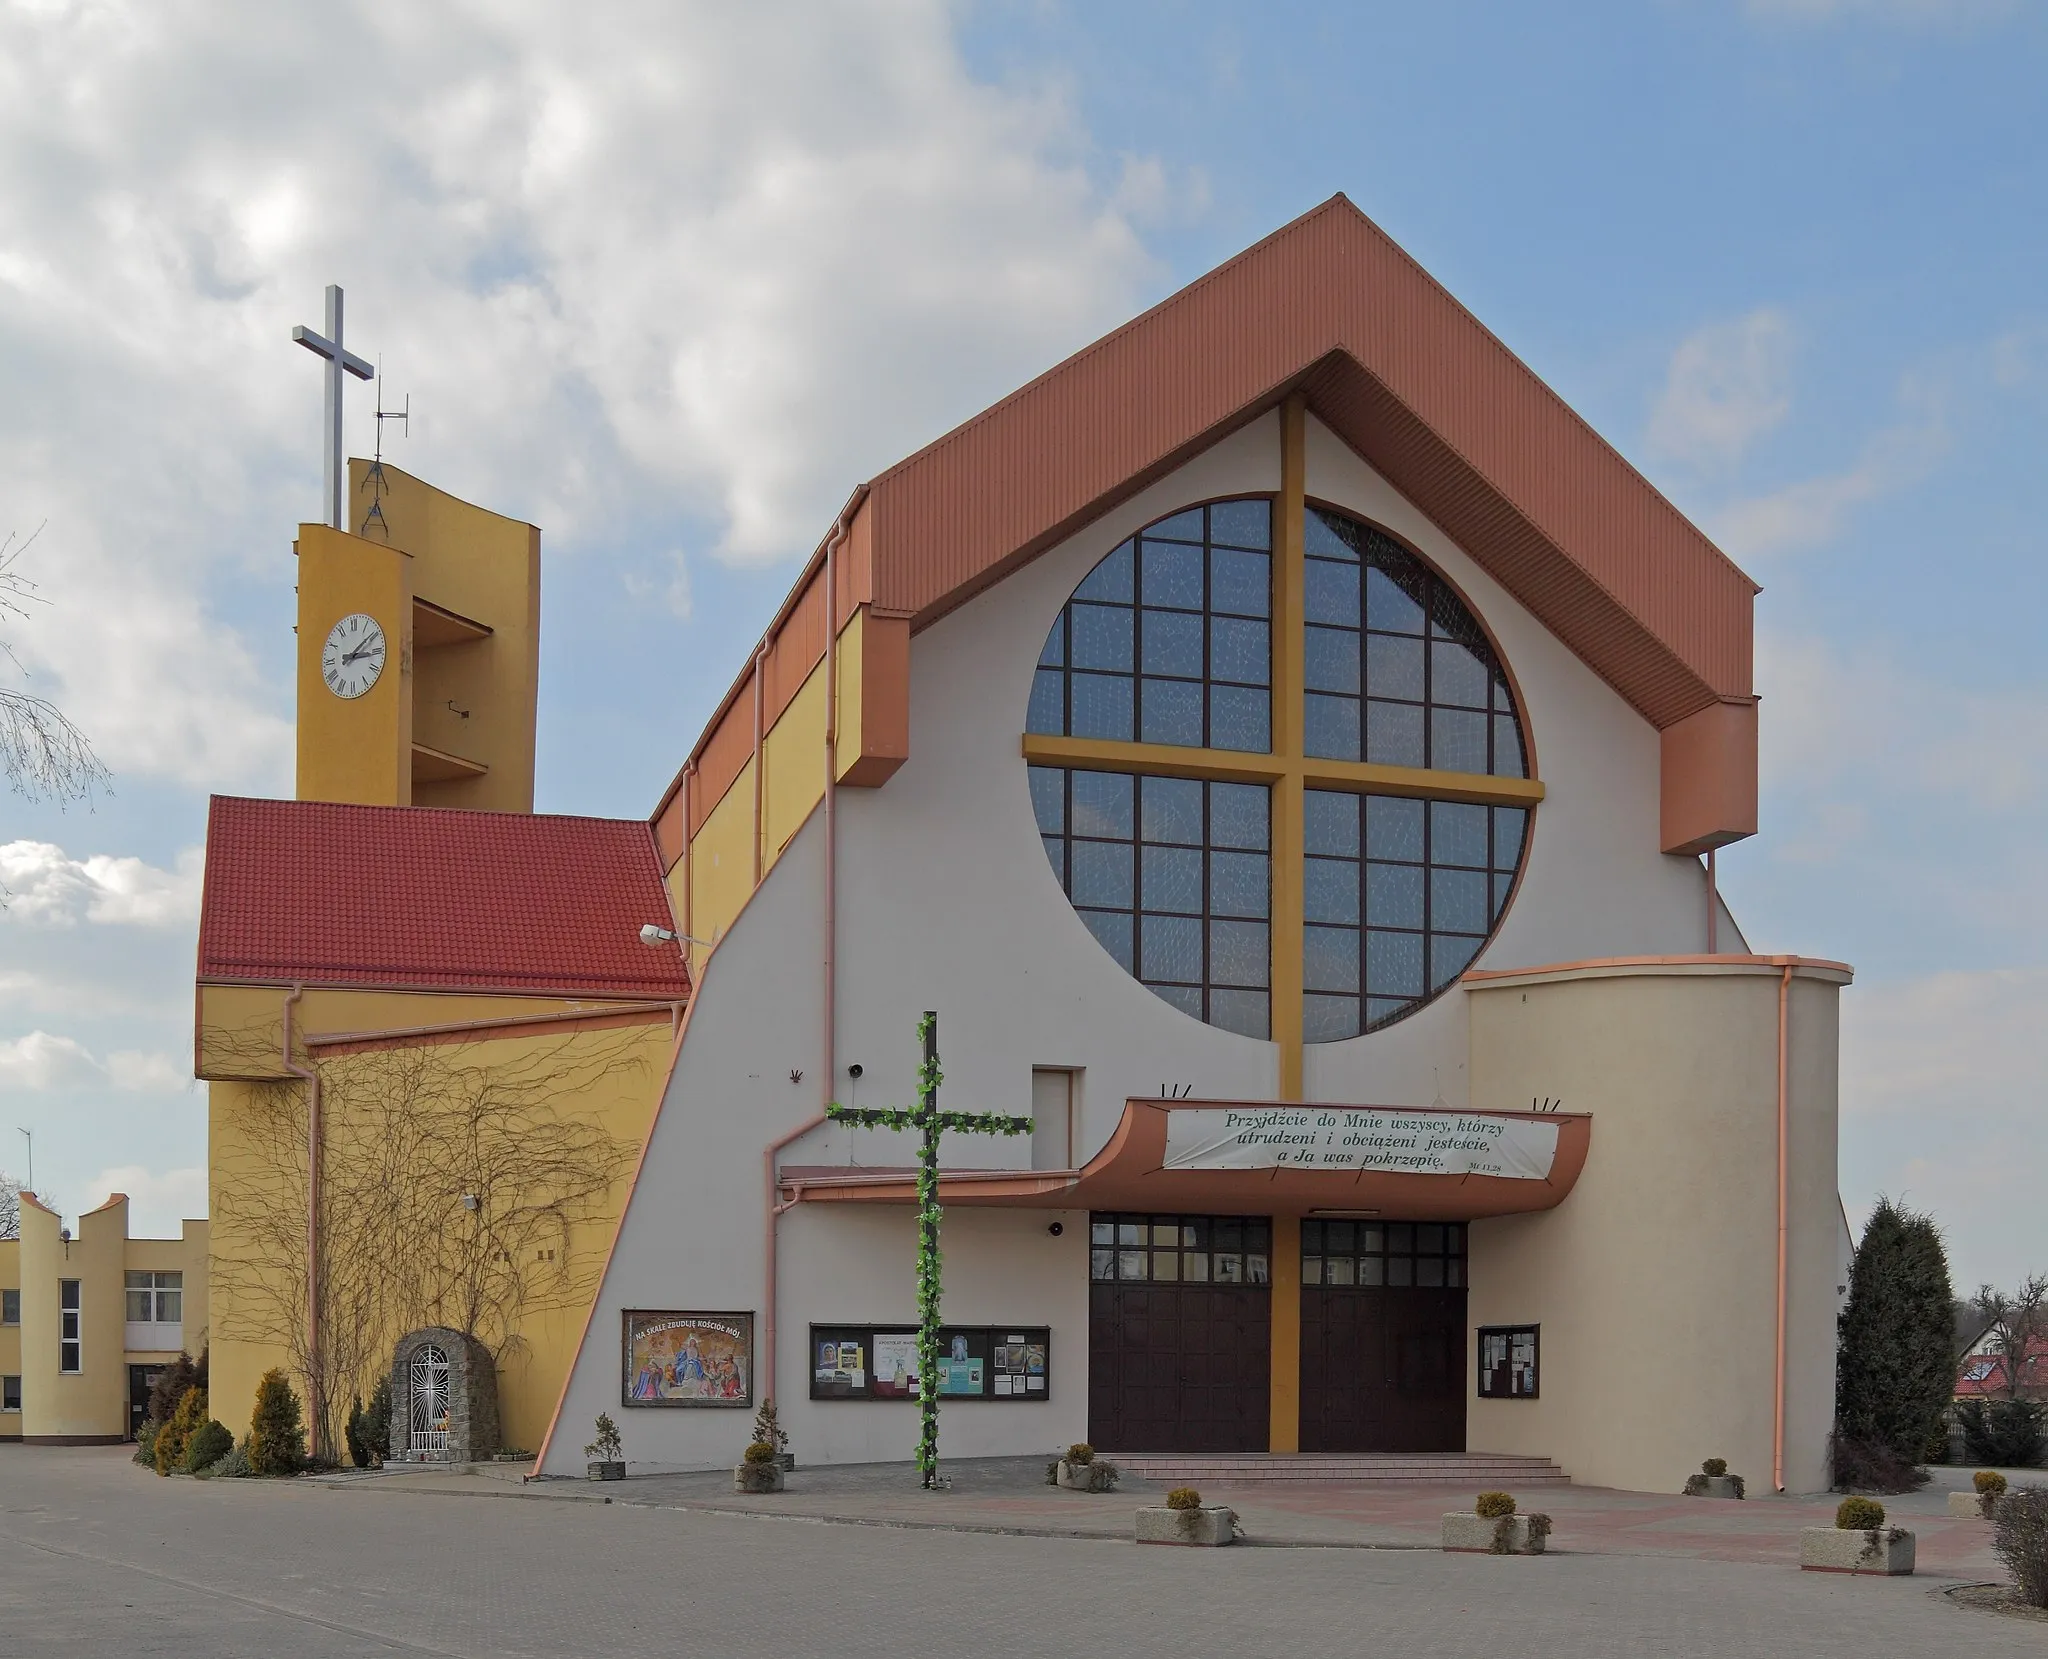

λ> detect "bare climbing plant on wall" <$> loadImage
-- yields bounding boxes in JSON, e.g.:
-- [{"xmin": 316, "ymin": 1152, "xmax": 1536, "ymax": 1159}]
[{"xmin": 211, "ymin": 1027, "xmax": 645, "ymax": 1460}]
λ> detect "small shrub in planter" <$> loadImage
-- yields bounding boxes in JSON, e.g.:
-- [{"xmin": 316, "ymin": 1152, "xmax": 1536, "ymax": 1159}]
[
  {"xmin": 1056, "ymin": 1445, "xmax": 1119, "ymax": 1493},
  {"xmin": 1952, "ymin": 1469, "xmax": 2012, "ymax": 1519},
  {"xmin": 184, "ymin": 1419, "xmax": 234, "ymax": 1475},
  {"xmin": 1684, "ymin": 1458, "xmax": 1746, "ymax": 1499},
  {"xmin": 247, "ymin": 1370, "xmax": 307, "ymax": 1476},
  {"xmin": 1801, "ymin": 1496, "xmax": 1914, "ymax": 1575},
  {"xmin": 1445, "ymin": 1492, "xmax": 1548, "ymax": 1554},
  {"xmin": 1138, "ymin": 1486, "xmax": 1236, "ymax": 1546},
  {"xmin": 585, "ymin": 1412, "xmax": 625, "ymax": 1481},
  {"xmin": 734, "ymin": 1439, "xmax": 787, "ymax": 1493},
  {"xmin": 752, "ymin": 1398, "xmax": 794, "ymax": 1470},
  {"xmin": 1992, "ymin": 1486, "xmax": 2048, "ymax": 1609}
]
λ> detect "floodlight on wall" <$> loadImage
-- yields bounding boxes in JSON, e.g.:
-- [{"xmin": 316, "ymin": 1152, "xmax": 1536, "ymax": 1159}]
[{"xmin": 639, "ymin": 923, "xmax": 715, "ymax": 949}]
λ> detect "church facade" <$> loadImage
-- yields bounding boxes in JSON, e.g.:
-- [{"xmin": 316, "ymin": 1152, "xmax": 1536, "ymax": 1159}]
[
  {"xmin": 188, "ymin": 195, "xmax": 1852, "ymax": 1493},
  {"xmin": 531, "ymin": 197, "xmax": 1850, "ymax": 1493}
]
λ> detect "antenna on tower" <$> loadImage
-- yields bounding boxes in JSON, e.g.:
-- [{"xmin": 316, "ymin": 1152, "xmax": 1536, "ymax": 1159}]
[{"xmin": 357, "ymin": 362, "xmax": 410, "ymax": 542}]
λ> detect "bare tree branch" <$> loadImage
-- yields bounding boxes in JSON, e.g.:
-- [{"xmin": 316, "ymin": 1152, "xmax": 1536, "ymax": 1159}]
[
  {"xmin": 0, "ymin": 1174, "xmax": 20, "ymax": 1241},
  {"xmin": 1, "ymin": 524, "xmax": 111, "ymax": 806},
  {"xmin": 1974, "ymin": 1275, "xmax": 2048, "ymax": 1401}
]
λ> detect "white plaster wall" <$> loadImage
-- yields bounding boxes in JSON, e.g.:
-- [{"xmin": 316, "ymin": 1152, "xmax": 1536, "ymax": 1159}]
[
  {"xmin": 1465, "ymin": 963, "xmax": 1842, "ymax": 1495},
  {"xmin": 545, "ymin": 407, "xmax": 1809, "ymax": 1480}
]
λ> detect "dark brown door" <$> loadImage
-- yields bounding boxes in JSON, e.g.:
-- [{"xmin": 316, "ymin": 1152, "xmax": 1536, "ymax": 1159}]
[
  {"xmin": 1088, "ymin": 1214, "xmax": 1271, "ymax": 1453},
  {"xmin": 1299, "ymin": 1219, "xmax": 1468, "ymax": 1453}
]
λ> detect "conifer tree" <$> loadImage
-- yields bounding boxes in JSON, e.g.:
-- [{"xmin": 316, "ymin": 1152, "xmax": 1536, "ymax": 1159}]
[
  {"xmin": 1837, "ymin": 1197, "xmax": 1955, "ymax": 1466},
  {"xmin": 248, "ymin": 1368, "xmax": 308, "ymax": 1475}
]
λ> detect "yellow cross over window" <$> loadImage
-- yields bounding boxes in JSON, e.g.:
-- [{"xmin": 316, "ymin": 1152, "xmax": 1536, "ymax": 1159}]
[{"xmin": 1020, "ymin": 398, "xmax": 1545, "ymax": 1095}]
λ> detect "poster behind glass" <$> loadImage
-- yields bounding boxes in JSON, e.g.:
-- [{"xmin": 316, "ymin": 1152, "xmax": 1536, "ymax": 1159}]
[{"xmin": 622, "ymin": 1311, "xmax": 754, "ymax": 1407}]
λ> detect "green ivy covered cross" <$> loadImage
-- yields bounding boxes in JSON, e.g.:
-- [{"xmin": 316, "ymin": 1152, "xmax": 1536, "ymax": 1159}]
[{"xmin": 825, "ymin": 1010, "xmax": 1032, "ymax": 1487}]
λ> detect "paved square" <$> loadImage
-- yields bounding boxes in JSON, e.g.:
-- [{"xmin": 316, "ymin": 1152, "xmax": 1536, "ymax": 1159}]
[{"xmin": 1, "ymin": 1447, "xmax": 2036, "ymax": 1657}]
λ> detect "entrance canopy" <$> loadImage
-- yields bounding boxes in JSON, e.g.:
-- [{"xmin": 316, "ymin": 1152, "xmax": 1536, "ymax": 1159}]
[{"xmin": 780, "ymin": 1099, "xmax": 1590, "ymax": 1221}]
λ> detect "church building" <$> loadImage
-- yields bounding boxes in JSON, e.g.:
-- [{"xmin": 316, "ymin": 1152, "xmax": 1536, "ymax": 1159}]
[{"xmin": 202, "ymin": 195, "xmax": 1850, "ymax": 1494}]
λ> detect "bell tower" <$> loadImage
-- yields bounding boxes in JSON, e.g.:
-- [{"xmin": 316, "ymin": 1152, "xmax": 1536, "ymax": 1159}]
[{"xmin": 294, "ymin": 461, "xmax": 540, "ymax": 812}]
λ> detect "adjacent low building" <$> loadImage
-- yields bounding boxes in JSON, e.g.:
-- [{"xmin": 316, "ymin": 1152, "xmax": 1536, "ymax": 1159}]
[{"xmin": 0, "ymin": 1193, "xmax": 207, "ymax": 1443}]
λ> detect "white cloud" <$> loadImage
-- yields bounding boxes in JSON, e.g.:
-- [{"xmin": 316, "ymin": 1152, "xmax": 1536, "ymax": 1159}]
[
  {"xmin": 1710, "ymin": 380, "xmax": 1946, "ymax": 560},
  {"xmin": 0, "ymin": 0, "xmax": 1165, "ymax": 790},
  {"xmin": 1648, "ymin": 308, "xmax": 1795, "ymax": 471},
  {"xmin": 89, "ymin": 1163, "xmax": 208, "ymax": 1235},
  {"xmin": 0, "ymin": 1030, "xmax": 186, "ymax": 1094},
  {"xmin": 0, "ymin": 839, "xmax": 203, "ymax": 926}
]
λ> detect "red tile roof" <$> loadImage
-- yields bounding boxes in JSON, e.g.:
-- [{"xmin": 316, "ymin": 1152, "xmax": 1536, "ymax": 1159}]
[{"xmin": 199, "ymin": 796, "xmax": 690, "ymax": 999}]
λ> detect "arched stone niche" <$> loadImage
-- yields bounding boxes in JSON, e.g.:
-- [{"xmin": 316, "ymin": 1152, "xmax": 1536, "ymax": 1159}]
[{"xmin": 388, "ymin": 1326, "xmax": 500, "ymax": 1464}]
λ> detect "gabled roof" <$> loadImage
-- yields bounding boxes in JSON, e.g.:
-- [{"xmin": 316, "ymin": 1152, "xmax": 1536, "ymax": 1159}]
[
  {"xmin": 199, "ymin": 796, "xmax": 690, "ymax": 1000},
  {"xmin": 856, "ymin": 193, "xmax": 1753, "ymax": 729}
]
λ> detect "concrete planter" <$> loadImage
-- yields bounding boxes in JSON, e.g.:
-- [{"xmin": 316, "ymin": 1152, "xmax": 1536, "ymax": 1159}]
[
  {"xmin": 1685, "ymin": 1475, "xmax": 1745, "ymax": 1500},
  {"xmin": 1137, "ymin": 1505, "xmax": 1236, "ymax": 1546},
  {"xmin": 1948, "ymin": 1491, "xmax": 2001, "ymax": 1519},
  {"xmin": 733, "ymin": 1462, "xmax": 786, "ymax": 1493},
  {"xmin": 1057, "ymin": 1459, "xmax": 1118, "ymax": 1493},
  {"xmin": 1799, "ymin": 1527, "xmax": 1915, "ymax": 1575},
  {"xmin": 1442, "ymin": 1513, "xmax": 1549, "ymax": 1554},
  {"xmin": 586, "ymin": 1460, "xmax": 624, "ymax": 1482}
]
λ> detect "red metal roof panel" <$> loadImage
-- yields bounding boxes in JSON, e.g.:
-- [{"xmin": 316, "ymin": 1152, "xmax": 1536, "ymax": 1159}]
[{"xmin": 199, "ymin": 796, "xmax": 690, "ymax": 999}]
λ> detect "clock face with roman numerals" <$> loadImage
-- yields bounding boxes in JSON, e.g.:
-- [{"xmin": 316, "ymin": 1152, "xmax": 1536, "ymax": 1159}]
[{"xmin": 321, "ymin": 612, "xmax": 387, "ymax": 699}]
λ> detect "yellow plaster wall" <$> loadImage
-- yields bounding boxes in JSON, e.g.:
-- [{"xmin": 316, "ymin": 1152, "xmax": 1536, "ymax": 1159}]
[
  {"xmin": 685, "ymin": 760, "xmax": 759, "ymax": 985},
  {"xmin": 18, "ymin": 1194, "xmax": 128, "ymax": 1440},
  {"xmin": 349, "ymin": 460, "xmax": 540, "ymax": 813},
  {"xmin": 834, "ymin": 606, "xmax": 867, "ymax": 784},
  {"xmin": 198, "ymin": 984, "xmax": 645, "ymax": 1080},
  {"xmin": 0, "ymin": 1238, "xmax": 19, "ymax": 1437},
  {"xmin": 207, "ymin": 1016, "xmax": 670, "ymax": 1460},
  {"xmin": 763, "ymin": 659, "xmax": 827, "ymax": 873},
  {"xmin": 296, "ymin": 524, "xmax": 414, "ymax": 806}
]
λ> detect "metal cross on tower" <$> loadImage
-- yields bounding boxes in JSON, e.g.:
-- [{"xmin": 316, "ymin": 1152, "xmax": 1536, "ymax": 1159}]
[
  {"xmin": 826, "ymin": 1012, "xmax": 1033, "ymax": 1486},
  {"xmin": 291, "ymin": 285, "xmax": 374, "ymax": 532}
]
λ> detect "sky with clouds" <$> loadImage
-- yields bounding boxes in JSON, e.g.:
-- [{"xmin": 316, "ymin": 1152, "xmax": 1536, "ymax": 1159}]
[{"xmin": 1, "ymin": 0, "xmax": 2041, "ymax": 1291}]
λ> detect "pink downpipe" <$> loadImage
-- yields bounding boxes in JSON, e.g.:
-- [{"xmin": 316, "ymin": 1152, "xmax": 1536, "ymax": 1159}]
[
  {"xmin": 282, "ymin": 984, "xmax": 325, "ymax": 1460},
  {"xmin": 1774, "ymin": 962, "xmax": 1791, "ymax": 1492},
  {"xmin": 751, "ymin": 642, "xmax": 768, "ymax": 886},
  {"xmin": 764, "ymin": 1114, "xmax": 828, "ymax": 1407},
  {"xmin": 821, "ymin": 513, "xmax": 850, "ymax": 1116}
]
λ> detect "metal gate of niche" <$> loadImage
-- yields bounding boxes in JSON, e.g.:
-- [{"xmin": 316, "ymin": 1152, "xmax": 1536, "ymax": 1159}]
[{"xmin": 409, "ymin": 1344, "xmax": 452, "ymax": 1459}]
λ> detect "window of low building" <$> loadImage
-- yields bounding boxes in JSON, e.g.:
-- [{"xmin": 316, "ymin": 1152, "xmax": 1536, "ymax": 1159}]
[
  {"xmin": 59, "ymin": 1279, "xmax": 81, "ymax": 1373},
  {"xmin": 1, "ymin": 1287, "xmax": 19, "ymax": 1325},
  {"xmin": 125, "ymin": 1270, "xmax": 182, "ymax": 1325},
  {"xmin": 2, "ymin": 1375, "xmax": 20, "ymax": 1412}
]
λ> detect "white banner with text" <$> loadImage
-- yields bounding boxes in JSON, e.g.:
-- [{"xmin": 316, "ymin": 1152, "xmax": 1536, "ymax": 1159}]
[{"xmin": 1162, "ymin": 1106, "xmax": 1559, "ymax": 1180}]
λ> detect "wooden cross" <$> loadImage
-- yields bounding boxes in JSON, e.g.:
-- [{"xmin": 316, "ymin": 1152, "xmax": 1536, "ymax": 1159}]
[{"xmin": 827, "ymin": 1010, "xmax": 1032, "ymax": 1486}]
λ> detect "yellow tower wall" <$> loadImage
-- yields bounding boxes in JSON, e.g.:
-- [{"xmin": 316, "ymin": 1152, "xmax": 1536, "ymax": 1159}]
[
  {"xmin": 349, "ymin": 459, "xmax": 540, "ymax": 813},
  {"xmin": 296, "ymin": 525, "xmax": 413, "ymax": 806}
]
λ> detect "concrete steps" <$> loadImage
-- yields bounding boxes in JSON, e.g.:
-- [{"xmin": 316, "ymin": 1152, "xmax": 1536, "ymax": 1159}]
[{"xmin": 1103, "ymin": 1451, "xmax": 1570, "ymax": 1487}]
